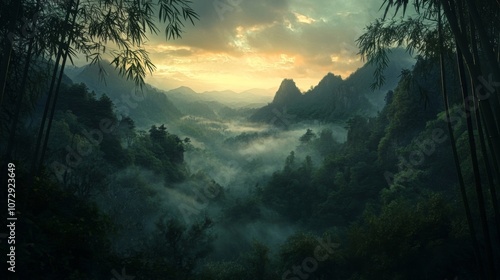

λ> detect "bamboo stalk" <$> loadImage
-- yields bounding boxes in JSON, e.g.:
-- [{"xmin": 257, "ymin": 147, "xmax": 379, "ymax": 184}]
[
  {"xmin": 30, "ymin": 0, "xmax": 73, "ymax": 178},
  {"xmin": 37, "ymin": 0, "xmax": 81, "ymax": 175},
  {"xmin": 438, "ymin": 5, "xmax": 487, "ymax": 279}
]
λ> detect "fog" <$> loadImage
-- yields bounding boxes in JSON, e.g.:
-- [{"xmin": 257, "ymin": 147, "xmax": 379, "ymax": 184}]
[
  {"xmin": 172, "ymin": 114, "xmax": 347, "ymax": 259},
  {"xmin": 92, "ymin": 108, "xmax": 347, "ymax": 260},
  {"xmin": 181, "ymin": 118, "xmax": 347, "ymax": 194}
]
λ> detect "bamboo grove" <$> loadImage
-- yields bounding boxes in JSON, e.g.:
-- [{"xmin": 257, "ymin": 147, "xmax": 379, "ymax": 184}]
[
  {"xmin": 356, "ymin": 0, "xmax": 500, "ymax": 279},
  {"xmin": 0, "ymin": 0, "xmax": 198, "ymax": 185},
  {"xmin": 0, "ymin": 0, "xmax": 499, "ymax": 279}
]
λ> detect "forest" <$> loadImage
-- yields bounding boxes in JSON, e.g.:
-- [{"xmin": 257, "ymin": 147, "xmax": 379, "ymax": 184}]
[{"xmin": 1, "ymin": 0, "xmax": 500, "ymax": 279}]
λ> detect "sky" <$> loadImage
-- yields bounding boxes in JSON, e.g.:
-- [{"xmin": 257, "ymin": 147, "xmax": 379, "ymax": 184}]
[{"xmin": 83, "ymin": 0, "xmax": 393, "ymax": 93}]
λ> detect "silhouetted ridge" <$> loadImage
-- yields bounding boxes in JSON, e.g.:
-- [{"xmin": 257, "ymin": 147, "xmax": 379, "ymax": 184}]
[
  {"xmin": 250, "ymin": 49, "xmax": 416, "ymax": 124},
  {"xmin": 312, "ymin": 72, "xmax": 343, "ymax": 96},
  {"xmin": 66, "ymin": 61, "xmax": 182, "ymax": 127},
  {"xmin": 272, "ymin": 79, "xmax": 302, "ymax": 105}
]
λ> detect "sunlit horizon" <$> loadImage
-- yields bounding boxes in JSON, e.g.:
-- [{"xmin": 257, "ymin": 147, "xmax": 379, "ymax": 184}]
[{"xmin": 72, "ymin": 0, "xmax": 385, "ymax": 94}]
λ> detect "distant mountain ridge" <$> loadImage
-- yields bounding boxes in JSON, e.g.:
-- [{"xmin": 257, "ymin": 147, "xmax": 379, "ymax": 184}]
[
  {"xmin": 66, "ymin": 62, "xmax": 182, "ymax": 128},
  {"xmin": 65, "ymin": 49, "xmax": 413, "ymax": 126},
  {"xmin": 165, "ymin": 86, "xmax": 272, "ymax": 108},
  {"xmin": 65, "ymin": 63, "xmax": 272, "ymax": 124},
  {"xmin": 250, "ymin": 48, "xmax": 415, "ymax": 124},
  {"xmin": 163, "ymin": 86, "xmax": 272, "ymax": 120},
  {"xmin": 272, "ymin": 79, "xmax": 302, "ymax": 105}
]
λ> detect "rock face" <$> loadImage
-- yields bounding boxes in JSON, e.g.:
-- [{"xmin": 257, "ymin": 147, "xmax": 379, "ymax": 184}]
[
  {"xmin": 250, "ymin": 48, "xmax": 417, "ymax": 125},
  {"xmin": 272, "ymin": 79, "xmax": 302, "ymax": 106},
  {"xmin": 250, "ymin": 72, "xmax": 373, "ymax": 124},
  {"xmin": 313, "ymin": 72, "xmax": 343, "ymax": 97}
]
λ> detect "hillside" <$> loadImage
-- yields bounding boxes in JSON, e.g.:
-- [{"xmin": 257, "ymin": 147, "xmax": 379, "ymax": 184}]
[
  {"xmin": 250, "ymin": 48, "xmax": 415, "ymax": 124},
  {"xmin": 66, "ymin": 62, "xmax": 182, "ymax": 128}
]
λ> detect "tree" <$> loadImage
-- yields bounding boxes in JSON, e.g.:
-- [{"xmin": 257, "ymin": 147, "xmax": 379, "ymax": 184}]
[
  {"xmin": 299, "ymin": 128, "xmax": 316, "ymax": 144},
  {"xmin": 346, "ymin": 194, "xmax": 461, "ymax": 279},
  {"xmin": 345, "ymin": 115, "xmax": 371, "ymax": 151},
  {"xmin": 149, "ymin": 124, "xmax": 167, "ymax": 141},
  {"xmin": 118, "ymin": 115, "xmax": 136, "ymax": 147},
  {"xmin": 243, "ymin": 241, "xmax": 275, "ymax": 280},
  {"xmin": 357, "ymin": 1, "xmax": 500, "ymax": 278},
  {"xmin": 0, "ymin": 0, "xmax": 199, "ymax": 180},
  {"xmin": 151, "ymin": 216, "xmax": 214, "ymax": 279}
]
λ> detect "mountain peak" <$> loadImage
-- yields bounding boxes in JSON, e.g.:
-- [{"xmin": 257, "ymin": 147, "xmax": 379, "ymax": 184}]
[
  {"xmin": 318, "ymin": 72, "xmax": 343, "ymax": 87},
  {"xmin": 305, "ymin": 72, "xmax": 344, "ymax": 97},
  {"xmin": 170, "ymin": 86, "xmax": 197, "ymax": 95},
  {"xmin": 74, "ymin": 61, "xmax": 129, "ymax": 88},
  {"xmin": 272, "ymin": 79, "xmax": 302, "ymax": 105}
]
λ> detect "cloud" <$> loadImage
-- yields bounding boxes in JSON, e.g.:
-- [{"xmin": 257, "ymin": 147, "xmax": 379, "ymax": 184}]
[
  {"xmin": 294, "ymin": 12, "xmax": 316, "ymax": 24},
  {"xmin": 141, "ymin": 0, "xmax": 390, "ymax": 91}
]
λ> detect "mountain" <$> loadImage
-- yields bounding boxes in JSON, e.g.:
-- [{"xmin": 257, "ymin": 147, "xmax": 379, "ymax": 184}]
[
  {"xmin": 240, "ymin": 88, "xmax": 275, "ymax": 97},
  {"xmin": 160, "ymin": 85, "xmax": 273, "ymax": 120},
  {"xmin": 65, "ymin": 62, "xmax": 182, "ymax": 128},
  {"xmin": 199, "ymin": 89, "xmax": 272, "ymax": 106},
  {"xmin": 272, "ymin": 79, "xmax": 302, "ymax": 105},
  {"xmin": 311, "ymin": 72, "xmax": 343, "ymax": 97},
  {"xmin": 164, "ymin": 87, "xmax": 243, "ymax": 120},
  {"xmin": 164, "ymin": 85, "xmax": 272, "ymax": 107},
  {"xmin": 250, "ymin": 73, "xmax": 375, "ymax": 124},
  {"xmin": 343, "ymin": 48, "xmax": 415, "ymax": 109},
  {"xmin": 250, "ymin": 48, "xmax": 415, "ymax": 124},
  {"xmin": 169, "ymin": 86, "xmax": 198, "ymax": 96}
]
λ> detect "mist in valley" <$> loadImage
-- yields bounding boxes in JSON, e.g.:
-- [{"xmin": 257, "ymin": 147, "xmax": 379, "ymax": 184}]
[
  {"xmin": 2, "ymin": 0, "xmax": 499, "ymax": 278},
  {"xmin": 173, "ymin": 116, "xmax": 348, "ymax": 259},
  {"xmin": 91, "ymin": 94, "xmax": 349, "ymax": 262}
]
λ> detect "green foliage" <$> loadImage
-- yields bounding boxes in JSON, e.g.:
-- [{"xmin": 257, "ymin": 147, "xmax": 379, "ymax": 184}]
[
  {"xmin": 356, "ymin": 8, "xmax": 453, "ymax": 89},
  {"xmin": 199, "ymin": 242, "xmax": 277, "ymax": 280},
  {"xmin": 199, "ymin": 261, "xmax": 247, "ymax": 280},
  {"xmin": 260, "ymin": 152, "xmax": 317, "ymax": 221},
  {"xmin": 135, "ymin": 123, "xmax": 186, "ymax": 180},
  {"xmin": 279, "ymin": 232, "xmax": 342, "ymax": 280},
  {"xmin": 314, "ymin": 128, "xmax": 340, "ymax": 155},
  {"xmin": 279, "ymin": 232, "xmax": 321, "ymax": 267},
  {"xmin": 2, "ymin": 0, "xmax": 199, "ymax": 87},
  {"xmin": 222, "ymin": 197, "xmax": 261, "ymax": 224},
  {"xmin": 14, "ymin": 173, "xmax": 114, "ymax": 279},
  {"xmin": 299, "ymin": 128, "xmax": 316, "ymax": 144},
  {"xmin": 147, "ymin": 216, "xmax": 215, "ymax": 278},
  {"xmin": 6, "ymin": 38, "xmax": 493, "ymax": 279},
  {"xmin": 346, "ymin": 193, "xmax": 467, "ymax": 279},
  {"xmin": 242, "ymin": 241, "xmax": 276, "ymax": 280},
  {"xmin": 225, "ymin": 131, "xmax": 269, "ymax": 146},
  {"xmin": 376, "ymin": 59, "xmax": 448, "ymax": 166},
  {"xmin": 345, "ymin": 115, "xmax": 371, "ymax": 151},
  {"xmin": 100, "ymin": 216, "xmax": 215, "ymax": 280}
]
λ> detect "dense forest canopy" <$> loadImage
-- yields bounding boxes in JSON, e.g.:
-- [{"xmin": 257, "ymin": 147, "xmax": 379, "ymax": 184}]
[{"xmin": 0, "ymin": 0, "xmax": 499, "ymax": 279}]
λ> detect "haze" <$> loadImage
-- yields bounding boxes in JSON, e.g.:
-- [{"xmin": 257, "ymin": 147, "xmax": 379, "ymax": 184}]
[{"xmin": 72, "ymin": 0, "xmax": 401, "ymax": 93}]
